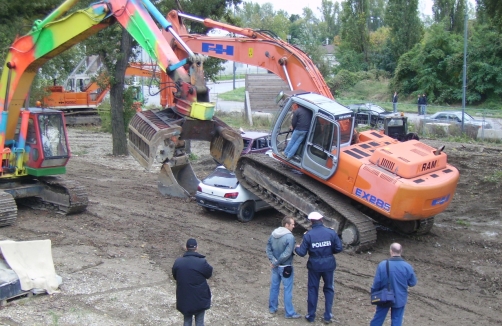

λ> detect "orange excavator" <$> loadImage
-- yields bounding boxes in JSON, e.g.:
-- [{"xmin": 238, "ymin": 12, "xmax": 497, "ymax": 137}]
[
  {"xmin": 42, "ymin": 57, "xmax": 162, "ymax": 125},
  {"xmin": 156, "ymin": 11, "xmax": 460, "ymax": 251}
]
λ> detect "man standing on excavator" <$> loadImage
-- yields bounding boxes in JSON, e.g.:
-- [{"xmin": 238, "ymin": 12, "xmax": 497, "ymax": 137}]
[{"xmin": 282, "ymin": 103, "xmax": 313, "ymax": 161}]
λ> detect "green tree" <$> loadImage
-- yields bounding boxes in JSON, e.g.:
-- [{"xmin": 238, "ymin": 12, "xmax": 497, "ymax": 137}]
[
  {"xmin": 391, "ymin": 23, "xmax": 463, "ymax": 104},
  {"xmin": 432, "ymin": 0, "xmax": 466, "ymax": 33},
  {"xmin": 368, "ymin": 0, "xmax": 386, "ymax": 31},
  {"xmin": 385, "ymin": 0, "xmax": 423, "ymax": 72},
  {"xmin": 339, "ymin": 0, "xmax": 371, "ymax": 69},
  {"xmin": 476, "ymin": 0, "xmax": 502, "ymax": 30}
]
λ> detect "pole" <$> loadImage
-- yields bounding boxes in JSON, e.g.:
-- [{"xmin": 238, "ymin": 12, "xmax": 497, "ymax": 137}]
[{"xmin": 461, "ymin": 11, "xmax": 468, "ymax": 133}]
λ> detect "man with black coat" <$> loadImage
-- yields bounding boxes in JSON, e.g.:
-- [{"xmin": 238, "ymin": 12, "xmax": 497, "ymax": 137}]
[
  {"xmin": 172, "ymin": 238, "xmax": 213, "ymax": 326},
  {"xmin": 295, "ymin": 212, "xmax": 343, "ymax": 324}
]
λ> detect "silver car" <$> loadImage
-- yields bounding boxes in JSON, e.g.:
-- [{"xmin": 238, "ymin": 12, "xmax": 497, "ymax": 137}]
[
  {"xmin": 426, "ymin": 111, "xmax": 492, "ymax": 129},
  {"xmin": 195, "ymin": 166, "xmax": 271, "ymax": 222}
]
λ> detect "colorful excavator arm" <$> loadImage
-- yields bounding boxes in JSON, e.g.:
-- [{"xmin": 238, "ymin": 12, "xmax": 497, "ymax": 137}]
[{"xmin": 163, "ymin": 10, "xmax": 333, "ymax": 99}]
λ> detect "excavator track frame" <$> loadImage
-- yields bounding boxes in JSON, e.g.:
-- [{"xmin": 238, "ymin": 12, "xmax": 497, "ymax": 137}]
[
  {"xmin": 18, "ymin": 177, "xmax": 88, "ymax": 215},
  {"xmin": 236, "ymin": 154, "xmax": 377, "ymax": 252}
]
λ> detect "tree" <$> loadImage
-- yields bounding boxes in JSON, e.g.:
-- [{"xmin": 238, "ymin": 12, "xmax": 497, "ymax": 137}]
[
  {"xmin": 368, "ymin": 0, "xmax": 386, "ymax": 31},
  {"xmin": 385, "ymin": 0, "xmax": 423, "ymax": 72},
  {"xmin": 432, "ymin": 0, "xmax": 466, "ymax": 33},
  {"xmin": 339, "ymin": 0, "xmax": 371, "ymax": 70},
  {"xmin": 476, "ymin": 0, "xmax": 502, "ymax": 30}
]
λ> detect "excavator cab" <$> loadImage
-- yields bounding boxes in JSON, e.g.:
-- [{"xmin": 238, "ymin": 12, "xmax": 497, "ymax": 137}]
[
  {"xmin": 271, "ymin": 91, "xmax": 356, "ymax": 180},
  {"xmin": 25, "ymin": 109, "xmax": 70, "ymax": 174}
]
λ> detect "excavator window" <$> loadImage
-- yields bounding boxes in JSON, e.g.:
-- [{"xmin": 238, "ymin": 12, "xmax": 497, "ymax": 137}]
[{"xmin": 38, "ymin": 114, "xmax": 68, "ymax": 158}]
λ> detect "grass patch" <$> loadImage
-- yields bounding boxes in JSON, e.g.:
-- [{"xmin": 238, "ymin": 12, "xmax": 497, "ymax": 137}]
[
  {"xmin": 456, "ymin": 220, "xmax": 470, "ymax": 227},
  {"xmin": 216, "ymin": 74, "xmax": 246, "ymax": 81},
  {"xmin": 215, "ymin": 111, "xmax": 272, "ymax": 131},
  {"xmin": 188, "ymin": 152, "xmax": 199, "ymax": 161},
  {"xmin": 217, "ymin": 87, "xmax": 245, "ymax": 102},
  {"xmin": 484, "ymin": 170, "xmax": 502, "ymax": 183},
  {"xmin": 50, "ymin": 311, "xmax": 60, "ymax": 325},
  {"xmin": 339, "ymin": 79, "xmax": 390, "ymax": 103}
]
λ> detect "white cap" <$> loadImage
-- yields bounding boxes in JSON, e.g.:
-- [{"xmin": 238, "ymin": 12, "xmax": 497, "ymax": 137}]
[{"xmin": 308, "ymin": 212, "xmax": 323, "ymax": 220}]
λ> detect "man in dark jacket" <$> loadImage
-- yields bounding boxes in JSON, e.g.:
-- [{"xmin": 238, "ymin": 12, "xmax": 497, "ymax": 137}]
[
  {"xmin": 417, "ymin": 95, "xmax": 422, "ymax": 114},
  {"xmin": 421, "ymin": 93, "xmax": 427, "ymax": 115},
  {"xmin": 295, "ymin": 212, "xmax": 343, "ymax": 324},
  {"xmin": 172, "ymin": 238, "xmax": 213, "ymax": 326},
  {"xmin": 392, "ymin": 92, "xmax": 398, "ymax": 113},
  {"xmin": 370, "ymin": 243, "xmax": 417, "ymax": 326},
  {"xmin": 282, "ymin": 103, "xmax": 313, "ymax": 161},
  {"xmin": 266, "ymin": 216, "xmax": 301, "ymax": 319}
]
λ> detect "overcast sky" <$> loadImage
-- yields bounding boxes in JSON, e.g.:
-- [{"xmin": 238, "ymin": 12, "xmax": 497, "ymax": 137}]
[{"xmin": 243, "ymin": 0, "xmax": 475, "ymax": 18}]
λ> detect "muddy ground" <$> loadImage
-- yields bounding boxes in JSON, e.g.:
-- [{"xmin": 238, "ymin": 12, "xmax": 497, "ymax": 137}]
[{"xmin": 0, "ymin": 128, "xmax": 501, "ymax": 326}]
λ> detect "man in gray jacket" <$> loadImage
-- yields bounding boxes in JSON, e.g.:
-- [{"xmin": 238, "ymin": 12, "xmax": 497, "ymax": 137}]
[{"xmin": 266, "ymin": 216, "xmax": 301, "ymax": 319}]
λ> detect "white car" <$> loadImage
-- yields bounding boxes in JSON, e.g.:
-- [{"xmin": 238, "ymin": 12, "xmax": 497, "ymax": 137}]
[{"xmin": 195, "ymin": 166, "xmax": 271, "ymax": 222}]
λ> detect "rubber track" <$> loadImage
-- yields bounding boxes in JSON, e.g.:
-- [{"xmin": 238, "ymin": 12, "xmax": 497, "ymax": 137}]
[
  {"xmin": 236, "ymin": 154, "xmax": 377, "ymax": 252},
  {"xmin": 39, "ymin": 177, "xmax": 88, "ymax": 214},
  {"xmin": 0, "ymin": 192, "xmax": 17, "ymax": 227}
]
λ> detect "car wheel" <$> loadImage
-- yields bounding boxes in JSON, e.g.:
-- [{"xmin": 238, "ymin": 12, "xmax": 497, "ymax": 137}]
[{"xmin": 237, "ymin": 201, "xmax": 255, "ymax": 222}]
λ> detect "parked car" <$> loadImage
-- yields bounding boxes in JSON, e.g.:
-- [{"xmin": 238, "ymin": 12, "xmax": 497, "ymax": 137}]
[
  {"xmin": 241, "ymin": 131, "xmax": 271, "ymax": 155},
  {"xmin": 195, "ymin": 166, "xmax": 271, "ymax": 222},
  {"xmin": 424, "ymin": 111, "xmax": 492, "ymax": 129},
  {"xmin": 347, "ymin": 103, "xmax": 396, "ymax": 127}
]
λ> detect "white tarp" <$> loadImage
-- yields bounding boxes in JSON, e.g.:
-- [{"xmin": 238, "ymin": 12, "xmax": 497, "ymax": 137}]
[{"xmin": 0, "ymin": 240, "xmax": 61, "ymax": 294}]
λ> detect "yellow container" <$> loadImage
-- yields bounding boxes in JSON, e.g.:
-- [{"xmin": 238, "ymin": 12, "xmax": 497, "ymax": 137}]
[{"xmin": 190, "ymin": 102, "xmax": 215, "ymax": 120}]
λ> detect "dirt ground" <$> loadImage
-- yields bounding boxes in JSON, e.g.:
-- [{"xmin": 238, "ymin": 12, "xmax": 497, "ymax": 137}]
[{"xmin": 0, "ymin": 128, "xmax": 501, "ymax": 326}]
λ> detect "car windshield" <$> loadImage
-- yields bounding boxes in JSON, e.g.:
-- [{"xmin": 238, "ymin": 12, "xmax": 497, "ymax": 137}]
[
  {"xmin": 202, "ymin": 168, "xmax": 238, "ymax": 189},
  {"xmin": 242, "ymin": 138, "xmax": 251, "ymax": 149},
  {"xmin": 463, "ymin": 113, "xmax": 474, "ymax": 121}
]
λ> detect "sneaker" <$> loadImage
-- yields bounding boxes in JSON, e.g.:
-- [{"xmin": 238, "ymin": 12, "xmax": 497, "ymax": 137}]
[
  {"xmin": 305, "ymin": 315, "xmax": 315, "ymax": 323},
  {"xmin": 285, "ymin": 314, "xmax": 302, "ymax": 319},
  {"xmin": 269, "ymin": 310, "xmax": 277, "ymax": 314}
]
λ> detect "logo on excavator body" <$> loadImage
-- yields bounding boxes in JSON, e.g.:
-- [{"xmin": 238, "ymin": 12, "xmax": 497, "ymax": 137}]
[
  {"xmin": 420, "ymin": 159, "xmax": 438, "ymax": 172},
  {"xmin": 431, "ymin": 194, "xmax": 450, "ymax": 206},
  {"xmin": 202, "ymin": 43, "xmax": 234, "ymax": 56},
  {"xmin": 355, "ymin": 188, "xmax": 391, "ymax": 211}
]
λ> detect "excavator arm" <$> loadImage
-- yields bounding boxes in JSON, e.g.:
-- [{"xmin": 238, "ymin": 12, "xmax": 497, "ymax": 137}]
[{"xmin": 163, "ymin": 10, "xmax": 333, "ymax": 98}]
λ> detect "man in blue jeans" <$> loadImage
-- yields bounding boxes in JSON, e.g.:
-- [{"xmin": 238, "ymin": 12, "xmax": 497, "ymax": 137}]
[
  {"xmin": 370, "ymin": 243, "xmax": 417, "ymax": 326},
  {"xmin": 295, "ymin": 212, "xmax": 343, "ymax": 324},
  {"xmin": 282, "ymin": 103, "xmax": 313, "ymax": 160},
  {"xmin": 266, "ymin": 216, "xmax": 301, "ymax": 319}
]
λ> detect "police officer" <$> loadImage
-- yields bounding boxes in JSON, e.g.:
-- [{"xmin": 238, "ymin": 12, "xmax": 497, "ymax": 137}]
[{"xmin": 295, "ymin": 212, "xmax": 343, "ymax": 324}]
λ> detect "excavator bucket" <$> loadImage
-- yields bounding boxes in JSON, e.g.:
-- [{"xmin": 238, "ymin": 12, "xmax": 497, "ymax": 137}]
[
  {"xmin": 157, "ymin": 156, "xmax": 199, "ymax": 197},
  {"xmin": 127, "ymin": 109, "xmax": 243, "ymax": 198}
]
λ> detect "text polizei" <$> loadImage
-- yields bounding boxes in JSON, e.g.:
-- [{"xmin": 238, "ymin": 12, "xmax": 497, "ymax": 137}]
[{"xmin": 311, "ymin": 240, "xmax": 331, "ymax": 248}]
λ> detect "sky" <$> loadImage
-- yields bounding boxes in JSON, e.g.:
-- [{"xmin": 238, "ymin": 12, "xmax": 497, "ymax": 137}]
[{"xmin": 244, "ymin": 0, "xmax": 475, "ymax": 18}]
